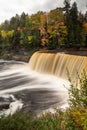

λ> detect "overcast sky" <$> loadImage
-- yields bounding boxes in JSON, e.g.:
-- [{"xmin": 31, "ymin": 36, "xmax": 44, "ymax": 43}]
[{"xmin": 0, "ymin": 0, "xmax": 87, "ymax": 24}]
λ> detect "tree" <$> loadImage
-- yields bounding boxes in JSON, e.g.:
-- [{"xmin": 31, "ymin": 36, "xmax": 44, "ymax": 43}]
[
  {"xmin": 20, "ymin": 12, "xmax": 28, "ymax": 28},
  {"xmin": 12, "ymin": 30, "xmax": 21, "ymax": 52},
  {"xmin": 64, "ymin": 0, "xmax": 71, "ymax": 24},
  {"xmin": 70, "ymin": 2, "xmax": 84, "ymax": 47},
  {"xmin": 0, "ymin": 32, "xmax": 3, "ymax": 52},
  {"xmin": 84, "ymin": 11, "xmax": 87, "ymax": 22},
  {"xmin": 40, "ymin": 11, "xmax": 63, "ymax": 49},
  {"xmin": 64, "ymin": 1, "xmax": 84, "ymax": 48},
  {"xmin": 10, "ymin": 14, "xmax": 20, "ymax": 30},
  {"xmin": 78, "ymin": 12, "xmax": 84, "ymax": 23},
  {"xmin": 0, "ymin": 20, "xmax": 10, "ymax": 31},
  {"xmin": 58, "ymin": 25, "xmax": 67, "ymax": 47},
  {"xmin": 6, "ymin": 30, "xmax": 14, "ymax": 50},
  {"xmin": 63, "ymin": 0, "xmax": 71, "ymax": 47},
  {"xmin": 83, "ymin": 22, "xmax": 87, "ymax": 47}
]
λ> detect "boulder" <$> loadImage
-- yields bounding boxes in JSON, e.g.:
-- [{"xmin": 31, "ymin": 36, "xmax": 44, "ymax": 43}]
[{"xmin": 0, "ymin": 102, "xmax": 10, "ymax": 110}]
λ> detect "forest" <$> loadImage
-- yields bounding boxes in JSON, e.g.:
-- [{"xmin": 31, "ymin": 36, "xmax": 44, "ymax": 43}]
[
  {"xmin": 0, "ymin": 0, "xmax": 87, "ymax": 55},
  {"xmin": 0, "ymin": 1, "xmax": 87, "ymax": 130}
]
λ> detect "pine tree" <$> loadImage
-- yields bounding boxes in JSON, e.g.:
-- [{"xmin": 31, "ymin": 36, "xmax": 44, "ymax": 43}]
[
  {"xmin": 0, "ymin": 32, "xmax": 3, "ymax": 52},
  {"xmin": 64, "ymin": 1, "xmax": 84, "ymax": 48},
  {"xmin": 84, "ymin": 11, "xmax": 87, "ymax": 22},
  {"xmin": 12, "ymin": 30, "xmax": 21, "ymax": 52},
  {"xmin": 64, "ymin": 0, "xmax": 71, "ymax": 47},
  {"xmin": 69, "ymin": 2, "xmax": 84, "ymax": 48}
]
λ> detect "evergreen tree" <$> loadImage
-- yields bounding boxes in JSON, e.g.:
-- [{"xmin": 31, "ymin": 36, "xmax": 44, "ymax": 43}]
[
  {"xmin": 78, "ymin": 12, "xmax": 84, "ymax": 23},
  {"xmin": 0, "ymin": 32, "xmax": 3, "ymax": 51},
  {"xmin": 12, "ymin": 30, "xmax": 21, "ymax": 52},
  {"xmin": 70, "ymin": 2, "xmax": 84, "ymax": 47},
  {"xmin": 84, "ymin": 11, "xmax": 87, "ymax": 22},
  {"xmin": 20, "ymin": 12, "xmax": 28, "ymax": 28},
  {"xmin": 64, "ymin": 0, "xmax": 71, "ymax": 47},
  {"xmin": 64, "ymin": 1, "xmax": 84, "ymax": 48}
]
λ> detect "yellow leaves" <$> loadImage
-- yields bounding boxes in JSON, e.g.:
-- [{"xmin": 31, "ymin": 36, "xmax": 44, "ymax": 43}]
[
  {"xmin": 32, "ymin": 21, "xmax": 36, "ymax": 24},
  {"xmin": 71, "ymin": 109, "xmax": 82, "ymax": 125},
  {"xmin": 48, "ymin": 9, "xmax": 64, "ymax": 24},
  {"xmin": 1, "ymin": 30, "xmax": 14, "ymax": 39},
  {"xmin": 83, "ymin": 23, "xmax": 87, "ymax": 34},
  {"xmin": 58, "ymin": 25, "xmax": 67, "ymax": 37},
  {"xmin": 7, "ymin": 30, "xmax": 14, "ymax": 37},
  {"xmin": 40, "ymin": 12, "xmax": 47, "ymax": 26},
  {"xmin": 28, "ymin": 36, "xmax": 33, "ymax": 41},
  {"xmin": 1, "ymin": 30, "xmax": 7, "ymax": 38},
  {"xmin": 70, "ymin": 107, "xmax": 87, "ymax": 130}
]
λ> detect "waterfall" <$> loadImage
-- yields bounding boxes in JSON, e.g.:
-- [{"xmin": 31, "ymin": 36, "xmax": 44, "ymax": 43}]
[
  {"xmin": 29, "ymin": 52, "xmax": 87, "ymax": 81},
  {"xmin": 0, "ymin": 52, "xmax": 87, "ymax": 116}
]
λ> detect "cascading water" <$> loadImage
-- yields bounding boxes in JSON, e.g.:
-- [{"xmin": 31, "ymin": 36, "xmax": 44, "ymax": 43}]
[
  {"xmin": 29, "ymin": 52, "xmax": 87, "ymax": 81},
  {"xmin": 0, "ymin": 52, "xmax": 87, "ymax": 117}
]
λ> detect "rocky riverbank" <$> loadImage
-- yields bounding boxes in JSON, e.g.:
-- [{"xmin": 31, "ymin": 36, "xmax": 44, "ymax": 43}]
[
  {"xmin": 0, "ymin": 50, "xmax": 35, "ymax": 62},
  {"xmin": 0, "ymin": 48, "xmax": 40, "ymax": 62},
  {"xmin": 0, "ymin": 49, "xmax": 87, "ymax": 62},
  {"xmin": 0, "ymin": 53, "xmax": 30, "ymax": 62}
]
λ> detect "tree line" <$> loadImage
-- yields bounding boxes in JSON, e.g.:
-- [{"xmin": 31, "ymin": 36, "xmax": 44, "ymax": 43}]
[{"xmin": 0, "ymin": 0, "xmax": 87, "ymax": 53}]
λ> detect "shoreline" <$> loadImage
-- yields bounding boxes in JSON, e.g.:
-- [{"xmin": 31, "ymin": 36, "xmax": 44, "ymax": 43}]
[
  {"xmin": 0, "ymin": 52, "xmax": 31, "ymax": 62},
  {"xmin": 0, "ymin": 50, "xmax": 87, "ymax": 62}
]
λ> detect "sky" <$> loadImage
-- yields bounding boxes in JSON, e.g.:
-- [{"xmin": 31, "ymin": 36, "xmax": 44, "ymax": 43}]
[{"xmin": 0, "ymin": 0, "xmax": 87, "ymax": 24}]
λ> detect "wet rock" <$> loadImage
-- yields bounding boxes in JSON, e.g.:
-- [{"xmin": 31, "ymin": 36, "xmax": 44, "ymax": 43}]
[{"xmin": 0, "ymin": 102, "xmax": 10, "ymax": 110}]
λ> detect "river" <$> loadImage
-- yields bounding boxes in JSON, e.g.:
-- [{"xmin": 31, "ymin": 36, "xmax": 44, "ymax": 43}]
[{"xmin": 0, "ymin": 59, "xmax": 69, "ymax": 117}]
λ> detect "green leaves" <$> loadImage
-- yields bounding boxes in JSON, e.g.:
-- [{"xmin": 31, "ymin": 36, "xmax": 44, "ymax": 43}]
[{"xmin": 68, "ymin": 70, "xmax": 87, "ymax": 108}]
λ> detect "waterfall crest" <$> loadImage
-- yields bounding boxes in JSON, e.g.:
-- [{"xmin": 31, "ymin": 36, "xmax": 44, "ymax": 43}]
[{"xmin": 29, "ymin": 52, "xmax": 87, "ymax": 80}]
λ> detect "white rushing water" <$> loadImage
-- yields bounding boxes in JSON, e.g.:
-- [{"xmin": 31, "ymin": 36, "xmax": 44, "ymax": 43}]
[{"xmin": 0, "ymin": 60, "xmax": 70, "ymax": 117}]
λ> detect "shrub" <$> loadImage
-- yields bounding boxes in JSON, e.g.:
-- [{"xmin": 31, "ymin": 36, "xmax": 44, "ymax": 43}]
[
  {"xmin": 0, "ymin": 113, "xmax": 31, "ymax": 130},
  {"xmin": 69, "ymin": 107, "xmax": 87, "ymax": 130},
  {"xmin": 67, "ymin": 70, "xmax": 87, "ymax": 130},
  {"xmin": 68, "ymin": 70, "xmax": 87, "ymax": 108}
]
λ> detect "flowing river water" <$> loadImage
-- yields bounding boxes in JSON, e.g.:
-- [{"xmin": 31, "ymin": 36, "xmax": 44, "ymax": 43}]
[
  {"xmin": 0, "ymin": 52, "xmax": 87, "ymax": 117},
  {"xmin": 0, "ymin": 59, "xmax": 70, "ymax": 117}
]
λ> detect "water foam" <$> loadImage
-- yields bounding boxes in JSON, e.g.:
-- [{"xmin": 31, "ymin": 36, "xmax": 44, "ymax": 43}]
[{"xmin": 0, "ymin": 61, "xmax": 70, "ymax": 116}]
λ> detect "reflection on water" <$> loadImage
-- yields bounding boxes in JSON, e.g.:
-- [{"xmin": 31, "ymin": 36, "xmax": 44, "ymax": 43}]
[{"xmin": 0, "ymin": 60, "xmax": 70, "ymax": 117}]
